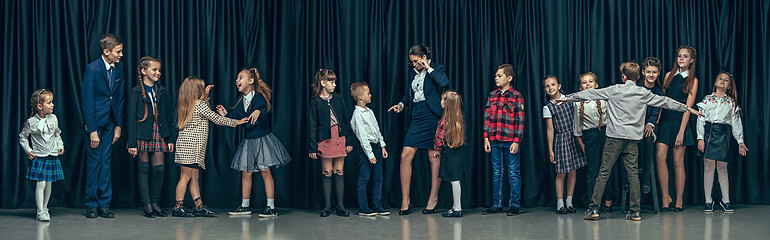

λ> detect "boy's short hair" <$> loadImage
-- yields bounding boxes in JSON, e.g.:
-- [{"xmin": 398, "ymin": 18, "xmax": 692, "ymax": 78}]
[
  {"xmin": 619, "ymin": 61, "xmax": 640, "ymax": 80},
  {"xmin": 350, "ymin": 81, "xmax": 369, "ymax": 99},
  {"xmin": 100, "ymin": 33, "xmax": 123, "ymax": 51},
  {"xmin": 497, "ymin": 64, "xmax": 516, "ymax": 79}
]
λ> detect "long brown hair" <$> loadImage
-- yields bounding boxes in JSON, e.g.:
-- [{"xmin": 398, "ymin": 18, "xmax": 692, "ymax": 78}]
[
  {"xmin": 232, "ymin": 68, "xmax": 273, "ymax": 112},
  {"xmin": 663, "ymin": 45, "xmax": 697, "ymax": 93},
  {"xmin": 312, "ymin": 69, "xmax": 337, "ymax": 98},
  {"xmin": 439, "ymin": 90, "xmax": 465, "ymax": 148},
  {"xmin": 137, "ymin": 56, "xmax": 160, "ymax": 122},
  {"xmin": 177, "ymin": 76, "xmax": 206, "ymax": 129},
  {"xmin": 577, "ymin": 72, "xmax": 603, "ymax": 131},
  {"xmin": 713, "ymin": 71, "xmax": 741, "ymax": 115}
]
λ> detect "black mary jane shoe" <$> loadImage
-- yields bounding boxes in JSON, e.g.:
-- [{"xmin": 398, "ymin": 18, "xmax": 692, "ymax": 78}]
[
  {"xmin": 566, "ymin": 206, "xmax": 577, "ymax": 213},
  {"xmin": 336, "ymin": 206, "xmax": 350, "ymax": 217},
  {"xmin": 172, "ymin": 206, "xmax": 195, "ymax": 218},
  {"xmin": 143, "ymin": 210, "xmax": 156, "ymax": 218},
  {"xmin": 193, "ymin": 205, "xmax": 217, "ymax": 217},
  {"xmin": 441, "ymin": 209, "xmax": 463, "ymax": 218},
  {"xmin": 556, "ymin": 207, "xmax": 567, "ymax": 214},
  {"xmin": 152, "ymin": 204, "xmax": 168, "ymax": 217},
  {"xmin": 320, "ymin": 207, "xmax": 331, "ymax": 217}
]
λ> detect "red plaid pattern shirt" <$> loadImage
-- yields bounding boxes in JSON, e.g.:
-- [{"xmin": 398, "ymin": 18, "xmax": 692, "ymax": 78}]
[
  {"xmin": 483, "ymin": 88, "xmax": 525, "ymax": 143},
  {"xmin": 434, "ymin": 120, "xmax": 446, "ymax": 151}
]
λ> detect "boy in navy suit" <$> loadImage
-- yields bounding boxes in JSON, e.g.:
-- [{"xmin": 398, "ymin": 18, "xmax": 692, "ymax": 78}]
[{"xmin": 81, "ymin": 33, "xmax": 125, "ymax": 218}]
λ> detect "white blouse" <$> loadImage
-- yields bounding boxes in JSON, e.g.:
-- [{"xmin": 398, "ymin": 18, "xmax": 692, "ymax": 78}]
[
  {"xmin": 19, "ymin": 114, "xmax": 64, "ymax": 157},
  {"xmin": 696, "ymin": 93, "xmax": 744, "ymax": 144},
  {"xmin": 572, "ymin": 100, "xmax": 608, "ymax": 136}
]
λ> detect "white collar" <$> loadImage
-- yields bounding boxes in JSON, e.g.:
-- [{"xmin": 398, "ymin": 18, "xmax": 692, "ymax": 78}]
[
  {"xmin": 676, "ymin": 69, "xmax": 690, "ymax": 78},
  {"xmin": 549, "ymin": 94, "xmax": 566, "ymax": 104},
  {"xmin": 244, "ymin": 91, "xmax": 255, "ymax": 101},
  {"xmin": 102, "ymin": 55, "xmax": 116, "ymax": 70},
  {"xmin": 355, "ymin": 105, "xmax": 370, "ymax": 112}
]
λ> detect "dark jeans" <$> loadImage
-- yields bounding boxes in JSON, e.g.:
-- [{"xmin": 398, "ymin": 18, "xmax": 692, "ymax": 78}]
[
  {"xmin": 490, "ymin": 141, "xmax": 521, "ymax": 207},
  {"xmin": 357, "ymin": 143, "xmax": 383, "ymax": 210},
  {"xmin": 589, "ymin": 137, "xmax": 641, "ymax": 213}
]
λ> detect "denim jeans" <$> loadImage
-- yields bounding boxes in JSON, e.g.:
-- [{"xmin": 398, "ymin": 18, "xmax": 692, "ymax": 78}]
[
  {"xmin": 357, "ymin": 143, "xmax": 383, "ymax": 210},
  {"xmin": 490, "ymin": 141, "xmax": 521, "ymax": 207}
]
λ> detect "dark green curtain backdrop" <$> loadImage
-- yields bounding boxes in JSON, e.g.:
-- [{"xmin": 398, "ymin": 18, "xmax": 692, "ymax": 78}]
[{"xmin": 2, "ymin": 0, "xmax": 768, "ymax": 209}]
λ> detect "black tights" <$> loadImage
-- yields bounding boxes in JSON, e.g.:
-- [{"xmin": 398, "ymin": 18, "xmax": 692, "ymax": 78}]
[{"xmin": 138, "ymin": 151, "xmax": 165, "ymax": 212}]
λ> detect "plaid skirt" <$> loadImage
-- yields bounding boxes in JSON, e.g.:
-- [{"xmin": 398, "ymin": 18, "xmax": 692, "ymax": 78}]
[
  {"xmin": 137, "ymin": 122, "xmax": 169, "ymax": 152},
  {"xmin": 26, "ymin": 156, "xmax": 65, "ymax": 182},
  {"xmin": 553, "ymin": 131, "xmax": 587, "ymax": 173}
]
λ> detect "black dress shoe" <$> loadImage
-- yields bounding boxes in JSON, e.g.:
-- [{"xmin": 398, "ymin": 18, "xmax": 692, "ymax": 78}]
[
  {"xmin": 336, "ymin": 206, "xmax": 350, "ymax": 217},
  {"xmin": 507, "ymin": 206, "xmax": 520, "ymax": 216},
  {"xmin": 320, "ymin": 207, "xmax": 331, "ymax": 217},
  {"xmin": 193, "ymin": 205, "xmax": 217, "ymax": 217},
  {"xmin": 151, "ymin": 204, "xmax": 167, "ymax": 217},
  {"xmin": 602, "ymin": 204, "xmax": 613, "ymax": 213},
  {"xmin": 441, "ymin": 209, "xmax": 463, "ymax": 217},
  {"xmin": 556, "ymin": 207, "xmax": 567, "ymax": 214},
  {"xmin": 422, "ymin": 208, "xmax": 440, "ymax": 214},
  {"xmin": 566, "ymin": 206, "xmax": 577, "ymax": 213},
  {"xmin": 482, "ymin": 206, "xmax": 504, "ymax": 215},
  {"xmin": 85, "ymin": 208, "xmax": 98, "ymax": 218},
  {"xmin": 97, "ymin": 207, "xmax": 115, "ymax": 218},
  {"xmin": 143, "ymin": 210, "xmax": 156, "ymax": 218},
  {"xmin": 172, "ymin": 206, "xmax": 195, "ymax": 218}
]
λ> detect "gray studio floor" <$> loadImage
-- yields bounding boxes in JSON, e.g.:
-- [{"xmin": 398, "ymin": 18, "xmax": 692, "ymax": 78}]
[{"xmin": 1, "ymin": 205, "xmax": 769, "ymax": 240}]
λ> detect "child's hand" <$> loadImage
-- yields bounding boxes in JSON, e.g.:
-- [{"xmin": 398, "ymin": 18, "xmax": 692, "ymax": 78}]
[
  {"xmin": 216, "ymin": 105, "xmax": 227, "ymax": 116},
  {"xmin": 484, "ymin": 138, "xmax": 491, "ymax": 153},
  {"xmin": 578, "ymin": 141, "xmax": 586, "ymax": 153},
  {"xmin": 128, "ymin": 148, "xmax": 138, "ymax": 157},
  {"xmin": 249, "ymin": 110, "xmax": 261, "ymax": 125},
  {"xmin": 553, "ymin": 98, "xmax": 569, "ymax": 104},
  {"xmin": 738, "ymin": 143, "xmax": 748, "ymax": 157},
  {"xmin": 697, "ymin": 140, "xmax": 705, "ymax": 153},
  {"xmin": 309, "ymin": 153, "xmax": 318, "ymax": 159},
  {"xmin": 509, "ymin": 143, "xmax": 519, "ymax": 154},
  {"xmin": 113, "ymin": 126, "xmax": 121, "ymax": 144},
  {"xmin": 345, "ymin": 146, "xmax": 353, "ymax": 153},
  {"xmin": 644, "ymin": 125, "xmax": 654, "ymax": 138},
  {"xmin": 89, "ymin": 131, "xmax": 100, "ymax": 148},
  {"xmin": 58, "ymin": 149, "xmax": 64, "ymax": 155},
  {"xmin": 433, "ymin": 151, "xmax": 440, "ymax": 158},
  {"xmin": 687, "ymin": 107, "xmax": 705, "ymax": 117},
  {"xmin": 388, "ymin": 104, "xmax": 403, "ymax": 113},
  {"xmin": 27, "ymin": 151, "xmax": 35, "ymax": 160},
  {"xmin": 205, "ymin": 85, "xmax": 214, "ymax": 96},
  {"xmin": 236, "ymin": 117, "xmax": 249, "ymax": 125},
  {"xmin": 369, "ymin": 158, "xmax": 377, "ymax": 164},
  {"xmin": 549, "ymin": 150, "xmax": 555, "ymax": 164},
  {"xmin": 382, "ymin": 148, "xmax": 388, "ymax": 158},
  {"xmin": 168, "ymin": 143, "xmax": 175, "ymax": 152}
]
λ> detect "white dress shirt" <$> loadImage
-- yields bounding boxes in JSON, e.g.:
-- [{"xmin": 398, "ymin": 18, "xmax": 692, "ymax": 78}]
[
  {"xmin": 19, "ymin": 113, "xmax": 64, "ymax": 157},
  {"xmin": 398, "ymin": 60, "xmax": 434, "ymax": 108},
  {"xmin": 243, "ymin": 91, "xmax": 254, "ymax": 111},
  {"xmin": 350, "ymin": 105, "xmax": 387, "ymax": 159},
  {"xmin": 696, "ymin": 93, "xmax": 744, "ymax": 144},
  {"xmin": 573, "ymin": 100, "xmax": 608, "ymax": 136}
]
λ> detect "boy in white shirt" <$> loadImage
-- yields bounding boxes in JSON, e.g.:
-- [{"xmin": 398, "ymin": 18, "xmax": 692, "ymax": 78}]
[{"xmin": 350, "ymin": 82, "xmax": 390, "ymax": 216}]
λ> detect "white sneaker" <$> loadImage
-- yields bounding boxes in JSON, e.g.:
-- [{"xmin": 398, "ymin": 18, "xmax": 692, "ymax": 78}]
[{"xmin": 36, "ymin": 210, "xmax": 50, "ymax": 221}]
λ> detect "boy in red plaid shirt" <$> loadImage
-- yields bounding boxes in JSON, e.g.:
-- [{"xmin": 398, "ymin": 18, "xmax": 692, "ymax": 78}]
[{"xmin": 482, "ymin": 64, "xmax": 525, "ymax": 216}]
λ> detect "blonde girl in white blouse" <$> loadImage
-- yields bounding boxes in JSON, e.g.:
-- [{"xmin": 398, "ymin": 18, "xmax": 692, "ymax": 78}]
[{"xmin": 696, "ymin": 71, "xmax": 748, "ymax": 212}]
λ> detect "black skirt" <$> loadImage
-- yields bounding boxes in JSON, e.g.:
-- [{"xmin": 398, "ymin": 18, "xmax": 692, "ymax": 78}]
[
  {"xmin": 703, "ymin": 122, "xmax": 732, "ymax": 162},
  {"xmin": 404, "ymin": 101, "xmax": 440, "ymax": 149},
  {"xmin": 656, "ymin": 123, "xmax": 696, "ymax": 147},
  {"xmin": 439, "ymin": 145, "xmax": 467, "ymax": 181}
]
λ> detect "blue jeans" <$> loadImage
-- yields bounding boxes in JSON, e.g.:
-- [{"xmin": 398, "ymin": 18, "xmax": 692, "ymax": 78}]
[
  {"xmin": 490, "ymin": 141, "xmax": 521, "ymax": 207},
  {"xmin": 357, "ymin": 143, "xmax": 383, "ymax": 210}
]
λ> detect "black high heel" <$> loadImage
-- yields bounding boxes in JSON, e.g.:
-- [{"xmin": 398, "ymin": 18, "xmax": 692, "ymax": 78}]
[
  {"xmin": 661, "ymin": 201, "xmax": 675, "ymax": 212},
  {"xmin": 399, "ymin": 203, "xmax": 413, "ymax": 216},
  {"xmin": 422, "ymin": 201, "xmax": 440, "ymax": 214}
]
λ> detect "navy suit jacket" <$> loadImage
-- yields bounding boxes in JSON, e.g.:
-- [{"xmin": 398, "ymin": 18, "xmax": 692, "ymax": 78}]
[
  {"xmin": 81, "ymin": 57, "xmax": 125, "ymax": 133},
  {"xmin": 398, "ymin": 61, "xmax": 450, "ymax": 116},
  {"xmin": 226, "ymin": 93, "xmax": 271, "ymax": 139}
]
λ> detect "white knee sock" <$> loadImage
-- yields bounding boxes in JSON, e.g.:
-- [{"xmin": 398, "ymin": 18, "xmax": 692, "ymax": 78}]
[
  {"xmin": 716, "ymin": 162, "xmax": 730, "ymax": 203},
  {"xmin": 35, "ymin": 181, "xmax": 45, "ymax": 212},
  {"xmin": 451, "ymin": 181, "xmax": 462, "ymax": 211},
  {"xmin": 267, "ymin": 199, "xmax": 275, "ymax": 208},
  {"xmin": 43, "ymin": 182, "xmax": 51, "ymax": 210},
  {"xmin": 557, "ymin": 199, "xmax": 564, "ymax": 209},
  {"xmin": 566, "ymin": 196, "xmax": 574, "ymax": 208}
]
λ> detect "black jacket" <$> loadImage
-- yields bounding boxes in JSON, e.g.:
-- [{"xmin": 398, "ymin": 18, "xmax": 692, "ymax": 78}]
[
  {"xmin": 308, "ymin": 93, "xmax": 352, "ymax": 153},
  {"xmin": 127, "ymin": 84, "xmax": 176, "ymax": 148}
]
